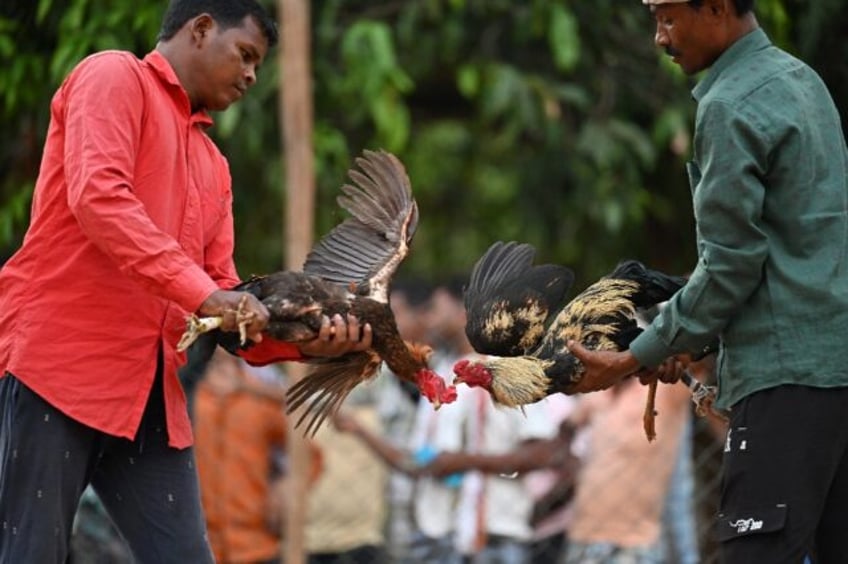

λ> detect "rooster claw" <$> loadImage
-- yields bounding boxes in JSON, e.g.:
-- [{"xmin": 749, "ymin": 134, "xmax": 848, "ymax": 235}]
[{"xmin": 176, "ymin": 315, "xmax": 224, "ymax": 353}]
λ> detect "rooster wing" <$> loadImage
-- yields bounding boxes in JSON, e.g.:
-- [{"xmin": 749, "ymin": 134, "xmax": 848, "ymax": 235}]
[
  {"xmin": 284, "ymin": 150, "xmax": 421, "ymax": 433},
  {"xmin": 303, "ymin": 150, "xmax": 418, "ymax": 302},
  {"xmin": 463, "ymin": 241, "xmax": 574, "ymax": 357}
]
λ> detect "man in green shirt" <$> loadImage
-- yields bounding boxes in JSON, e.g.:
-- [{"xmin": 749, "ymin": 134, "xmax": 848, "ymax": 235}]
[{"xmin": 569, "ymin": 0, "xmax": 848, "ymax": 561}]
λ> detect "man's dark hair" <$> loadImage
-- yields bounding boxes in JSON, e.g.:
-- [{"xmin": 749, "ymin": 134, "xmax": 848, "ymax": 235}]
[
  {"xmin": 158, "ymin": 0, "xmax": 278, "ymax": 47},
  {"xmin": 689, "ymin": 0, "xmax": 755, "ymax": 15}
]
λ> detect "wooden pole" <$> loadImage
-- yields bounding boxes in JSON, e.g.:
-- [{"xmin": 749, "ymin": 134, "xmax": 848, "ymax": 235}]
[{"xmin": 278, "ymin": 1, "xmax": 313, "ymax": 563}]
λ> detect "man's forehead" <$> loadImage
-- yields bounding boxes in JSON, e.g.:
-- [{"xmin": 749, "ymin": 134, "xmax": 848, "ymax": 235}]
[{"xmin": 220, "ymin": 16, "xmax": 269, "ymax": 51}]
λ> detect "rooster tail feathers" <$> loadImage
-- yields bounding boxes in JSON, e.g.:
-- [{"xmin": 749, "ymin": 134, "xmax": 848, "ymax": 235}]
[
  {"xmin": 609, "ymin": 260, "xmax": 687, "ymax": 307},
  {"xmin": 286, "ymin": 351, "xmax": 382, "ymax": 436}
]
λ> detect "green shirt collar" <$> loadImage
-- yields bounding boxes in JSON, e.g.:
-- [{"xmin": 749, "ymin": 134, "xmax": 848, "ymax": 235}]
[{"xmin": 692, "ymin": 27, "xmax": 771, "ymax": 101}]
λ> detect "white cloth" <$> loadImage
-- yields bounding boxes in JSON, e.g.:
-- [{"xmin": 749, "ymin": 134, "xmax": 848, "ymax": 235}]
[
  {"xmin": 410, "ymin": 375, "xmax": 474, "ymax": 538},
  {"xmin": 455, "ymin": 390, "xmax": 560, "ymax": 553},
  {"xmin": 524, "ymin": 393, "xmax": 578, "ymax": 540}
]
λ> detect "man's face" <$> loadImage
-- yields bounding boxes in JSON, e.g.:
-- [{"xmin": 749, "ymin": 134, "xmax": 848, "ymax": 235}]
[
  {"xmin": 193, "ymin": 15, "xmax": 269, "ymax": 111},
  {"xmin": 651, "ymin": 3, "xmax": 725, "ymax": 75}
]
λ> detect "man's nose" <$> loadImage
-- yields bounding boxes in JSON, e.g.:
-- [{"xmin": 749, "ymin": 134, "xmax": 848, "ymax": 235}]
[{"xmin": 654, "ymin": 24, "xmax": 669, "ymax": 47}]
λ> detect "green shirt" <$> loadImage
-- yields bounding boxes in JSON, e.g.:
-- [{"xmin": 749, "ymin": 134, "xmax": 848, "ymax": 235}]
[{"xmin": 630, "ymin": 28, "xmax": 848, "ymax": 409}]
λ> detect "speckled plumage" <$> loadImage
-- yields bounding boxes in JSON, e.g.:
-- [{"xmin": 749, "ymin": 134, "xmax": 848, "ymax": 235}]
[
  {"xmin": 461, "ymin": 241, "xmax": 686, "ymax": 406},
  {"xmin": 217, "ymin": 150, "xmax": 427, "ymax": 434}
]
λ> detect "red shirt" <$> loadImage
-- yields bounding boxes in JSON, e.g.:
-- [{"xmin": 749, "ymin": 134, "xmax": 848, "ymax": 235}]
[{"xmin": 0, "ymin": 50, "xmax": 300, "ymax": 448}]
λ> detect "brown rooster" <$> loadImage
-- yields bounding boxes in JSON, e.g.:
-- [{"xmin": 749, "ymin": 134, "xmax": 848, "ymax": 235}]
[
  {"xmin": 452, "ymin": 241, "xmax": 692, "ymax": 439},
  {"xmin": 177, "ymin": 150, "xmax": 456, "ymax": 435}
]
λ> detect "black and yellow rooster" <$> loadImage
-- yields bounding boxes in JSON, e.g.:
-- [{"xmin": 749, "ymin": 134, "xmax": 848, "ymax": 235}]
[
  {"xmin": 177, "ymin": 150, "xmax": 455, "ymax": 435},
  {"xmin": 453, "ymin": 241, "xmax": 689, "ymax": 437}
]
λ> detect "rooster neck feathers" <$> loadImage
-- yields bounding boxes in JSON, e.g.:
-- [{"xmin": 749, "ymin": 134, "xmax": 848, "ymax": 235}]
[{"xmin": 486, "ymin": 356, "xmax": 555, "ymax": 407}]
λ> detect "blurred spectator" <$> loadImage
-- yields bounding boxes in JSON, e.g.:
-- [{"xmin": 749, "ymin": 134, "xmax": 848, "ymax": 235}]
[
  {"xmin": 341, "ymin": 278, "xmax": 475, "ymax": 563},
  {"xmin": 375, "ymin": 279, "xmax": 438, "ymax": 561},
  {"xmin": 193, "ymin": 347, "xmax": 320, "ymax": 564},
  {"xmin": 336, "ymin": 385, "xmax": 474, "ymax": 564},
  {"xmin": 336, "ymin": 391, "xmax": 567, "ymax": 564},
  {"xmin": 305, "ymin": 387, "xmax": 389, "ymax": 564},
  {"xmin": 446, "ymin": 390, "xmax": 562, "ymax": 564},
  {"xmin": 524, "ymin": 395, "xmax": 580, "ymax": 564},
  {"xmin": 562, "ymin": 377, "xmax": 691, "ymax": 564}
]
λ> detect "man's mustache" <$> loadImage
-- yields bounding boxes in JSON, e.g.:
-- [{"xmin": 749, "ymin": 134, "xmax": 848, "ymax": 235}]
[{"xmin": 665, "ymin": 46, "xmax": 682, "ymax": 58}]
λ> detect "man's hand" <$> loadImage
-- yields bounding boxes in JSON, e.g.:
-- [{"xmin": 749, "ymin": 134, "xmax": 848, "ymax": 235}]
[
  {"xmin": 637, "ymin": 354, "xmax": 688, "ymax": 385},
  {"xmin": 199, "ymin": 290, "xmax": 269, "ymax": 344},
  {"xmin": 420, "ymin": 452, "xmax": 469, "ymax": 478},
  {"xmin": 566, "ymin": 340, "xmax": 641, "ymax": 393},
  {"xmin": 297, "ymin": 313, "xmax": 373, "ymax": 358}
]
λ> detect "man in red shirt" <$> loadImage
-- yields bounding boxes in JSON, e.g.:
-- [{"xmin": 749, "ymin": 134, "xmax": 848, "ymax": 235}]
[{"xmin": 0, "ymin": 1, "xmax": 370, "ymax": 562}]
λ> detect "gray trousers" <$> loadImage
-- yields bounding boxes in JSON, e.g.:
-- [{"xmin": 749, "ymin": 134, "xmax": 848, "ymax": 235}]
[{"xmin": 0, "ymin": 368, "xmax": 213, "ymax": 564}]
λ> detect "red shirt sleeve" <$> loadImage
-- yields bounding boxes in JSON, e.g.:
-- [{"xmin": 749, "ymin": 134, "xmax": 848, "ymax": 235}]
[{"xmin": 62, "ymin": 53, "xmax": 218, "ymax": 313}]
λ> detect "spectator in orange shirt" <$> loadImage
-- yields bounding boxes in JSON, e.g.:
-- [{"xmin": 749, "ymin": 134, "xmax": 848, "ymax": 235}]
[{"xmin": 194, "ymin": 347, "xmax": 322, "ymax": 564}]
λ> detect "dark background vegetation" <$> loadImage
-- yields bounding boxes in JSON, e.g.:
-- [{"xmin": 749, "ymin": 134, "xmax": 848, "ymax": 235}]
[{"xmin": 2, "ymin": 0, "xmax": 846, "ymax": 288}]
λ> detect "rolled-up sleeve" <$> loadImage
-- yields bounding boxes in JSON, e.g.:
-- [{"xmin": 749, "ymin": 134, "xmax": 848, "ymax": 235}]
[{"xmin": 631, "ymin": 99, "xmax": 770, "ymax": 367}]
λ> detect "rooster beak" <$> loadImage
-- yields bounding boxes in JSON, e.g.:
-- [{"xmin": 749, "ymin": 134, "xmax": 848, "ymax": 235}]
[{"xmin": 431, "ymin": 398, "xmax": 442, "ymax": 410}]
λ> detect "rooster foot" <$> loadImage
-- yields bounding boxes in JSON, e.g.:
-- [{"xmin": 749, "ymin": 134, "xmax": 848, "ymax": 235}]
[
  {"xmin": 680, "ymin": 371, "xmax": 728, "ymax": 422},
  {"xmin": 234, "ymin": 294, "xmax": 257, "ymax": 346},
  {"xmin": 176, "ymin": 296, "xmax": 256, "ymax": 353},
  {"xmin": 176, "ymin": 315, "xmax": 224, "ymax": 352}
]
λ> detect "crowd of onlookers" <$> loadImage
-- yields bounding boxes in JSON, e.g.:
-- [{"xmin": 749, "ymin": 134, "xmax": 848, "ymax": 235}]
[{"xmin": 69, "ymin": 277, "xmax": 728, "ymax": 564}]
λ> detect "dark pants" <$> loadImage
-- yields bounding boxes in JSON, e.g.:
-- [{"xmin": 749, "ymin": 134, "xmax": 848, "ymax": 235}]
[
  {"xmin": 718, "ymin": 384, "xmax": 848, "ymax": 564},
  {"xmin": 0, "ymin": 370, "xmax": 213, "ymax": 564},
  {"xmin": 308, "ymin": 545, "xmax": 387, "ymax": 564}
]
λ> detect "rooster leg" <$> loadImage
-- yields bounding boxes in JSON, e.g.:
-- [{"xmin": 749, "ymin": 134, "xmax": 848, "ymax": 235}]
[
  {"xmin": 176, "ymin": 298, "xmax": 258, "ymax": 352},
  {"xmin": 642, "ymin": 377, "xmax": 659, "ymax": 442},
  {"xmin": 176, "ymin": 315, "xmax": 223, "ymax": 352},
  {"xmin": 679, "ymin": 371, "xmax": 729, "ymax": 422},
  {"xmin": 234, "ymin": 294, "xmax": 258, "ymax": 346}
]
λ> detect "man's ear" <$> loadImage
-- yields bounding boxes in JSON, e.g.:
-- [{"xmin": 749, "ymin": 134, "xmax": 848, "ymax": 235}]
[{"xmin": 189, "ymin": 13, "xmax": 215, "ymax": 46}]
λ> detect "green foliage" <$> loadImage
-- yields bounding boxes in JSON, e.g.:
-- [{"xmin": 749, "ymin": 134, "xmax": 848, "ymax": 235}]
[{"xmin": 1, "ymin": 0, "xmax": 845, "ymax": 288}]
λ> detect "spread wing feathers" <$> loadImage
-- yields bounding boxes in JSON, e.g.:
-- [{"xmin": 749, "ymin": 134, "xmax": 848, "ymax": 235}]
[
  {"xmin": 464, "ymin": 241, "xmax": 575, "ymax": 357},
  {"xmin": 606, "ymin": 260, "xmax": 687, "ymax": 307},
  {"xmin": 286, "ymin": 351, "xmax": 383, "ymax": 437},
  {"xmin": 303, "ymin": 150, "xmax": 418, "ymax": 303}
]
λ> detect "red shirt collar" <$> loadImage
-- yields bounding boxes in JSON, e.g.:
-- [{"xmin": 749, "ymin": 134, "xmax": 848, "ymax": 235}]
[{"xmin": 143, "ymin": 50, "xmax": 214, "ymax": 128}]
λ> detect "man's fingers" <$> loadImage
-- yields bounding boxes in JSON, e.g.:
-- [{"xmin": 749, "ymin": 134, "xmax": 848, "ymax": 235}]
[
  {"xmin": 344, "ymin": 314, "xmax": 360, "ymax": 340},
  {"xmin": 567, "ymin": 340, "xmax": 586, "ymax": 359},
  {"xmin": 330, "ymin": 314, "xmax": 347, "ymax": 342},
  {"xmin": 635, "ymin": 368, "xmax": 656, "ymax": 385},
  {"xmin": 357, "ymin": 322, "xmax": 373, "ymax": 350}
]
